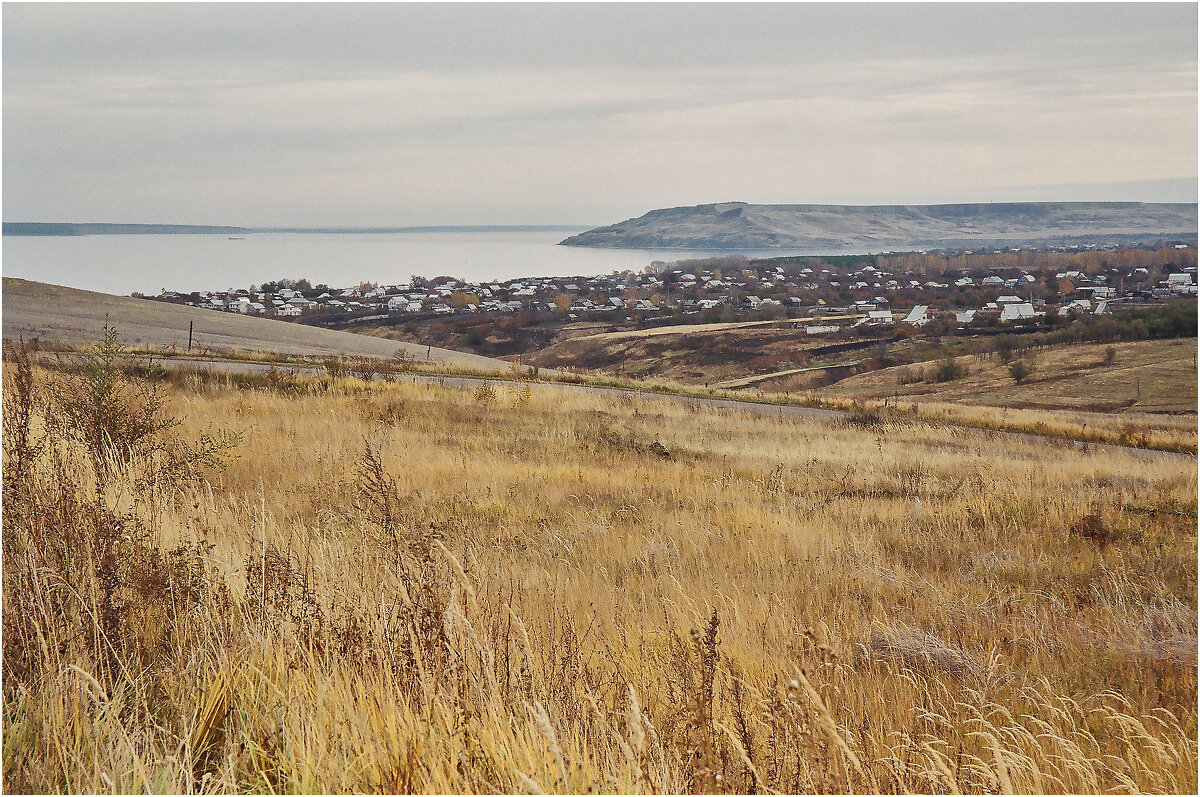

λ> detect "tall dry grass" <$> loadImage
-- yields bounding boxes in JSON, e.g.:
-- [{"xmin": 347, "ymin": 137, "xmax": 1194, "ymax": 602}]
[{"xmin": 4, "ymin": 339, "xmax": 1196, "ymax": 793}]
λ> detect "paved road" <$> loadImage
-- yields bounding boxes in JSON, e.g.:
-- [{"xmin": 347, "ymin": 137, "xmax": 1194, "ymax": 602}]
[{"xmin": 148, "ymin": 356, "xmax": 1193, "ymax": 464}]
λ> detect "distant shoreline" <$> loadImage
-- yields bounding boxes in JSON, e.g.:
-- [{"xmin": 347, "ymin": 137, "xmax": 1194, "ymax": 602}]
[
  {"xmin": 559, "ymin": 201, "xmax": 1199, "ymax": 251},
  {"xmin": 2, "ymin": 222, "xmax": 590, "ymax": 237}
]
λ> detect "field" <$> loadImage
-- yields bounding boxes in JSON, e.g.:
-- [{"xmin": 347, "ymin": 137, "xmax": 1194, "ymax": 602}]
[
  {"xmin": 4, "ymin": 337, "xmax": 1196, "ymax": 794},
  {"xmin": 819, "ymin": 339, "xmax": 1198, "ymax": 415},
  {"xmin": 1, "ymin": 278, "xmax": 510, "ymax": 371},
  {"xmin": 521, "ymin": 322, "xmax": 873, "ymax": 383}
]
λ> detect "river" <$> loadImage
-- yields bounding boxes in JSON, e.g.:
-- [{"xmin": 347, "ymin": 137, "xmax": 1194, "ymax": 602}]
[{"xmin": 2, "ymin": 228, "xmax": 820, "ymax": 296}]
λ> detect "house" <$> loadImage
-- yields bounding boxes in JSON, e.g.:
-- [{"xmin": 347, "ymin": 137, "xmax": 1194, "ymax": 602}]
[
  {"xmin": 855, "ymin": 309, "xmax": 894, "ymax": 326},
  {"xmin": 902, "ymin": 305, "xmax": 930, "ymax": 326},
  {"xmin": 1000, "ymin": 302, "xmax": 1039, "ymax": 322},
  {"xmin": 1167, "ymin": 273, "xmax": 1194, "ymax": 293},
  {"xmin": 955, "ymin": 310, "xmax": 976, "ymax": 324},
  {"xmin": 1058, "ymin": 299, "xmax": 1091, "ymax": 316},
  {"xmin": 996, "ymin": 295, "xmax": 1023, "ymax": 304}
]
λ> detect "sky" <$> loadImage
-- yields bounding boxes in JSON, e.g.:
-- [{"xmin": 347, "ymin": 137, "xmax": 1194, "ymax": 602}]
[{"xmin": 3, "ymin": 2, "xmax": 1197, "ymax": 227}]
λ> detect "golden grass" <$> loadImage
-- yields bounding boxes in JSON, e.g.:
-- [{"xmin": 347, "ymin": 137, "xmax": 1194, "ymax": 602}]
[
  {"xmin": 824, "ymin": 339, "xmax": 1199, "ymax": 415},
  {"xmin": 800, "ymin": 394, "xmax": 1197, "ymax": 455},
  {"xmin": 4, "ymin": 358, "xmax": 1197, "ymax": 794}
]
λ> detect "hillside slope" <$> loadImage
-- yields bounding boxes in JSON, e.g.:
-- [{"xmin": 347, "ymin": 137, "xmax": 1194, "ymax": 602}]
[
  {"xmin": 815, "ymin": 338, "xmax": 1198, "ymax": 414},
  {"xmin": 1, "ymin": 277, "xmax": 510, "ymax": 369},
  {"xmin": 560, "ymin": 201, "xmax": 1198, "ymax": 250}
]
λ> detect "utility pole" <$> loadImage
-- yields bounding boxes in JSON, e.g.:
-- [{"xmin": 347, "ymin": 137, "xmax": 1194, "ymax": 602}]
[{"xmin": 188, "ymin": 321, "xmax": 193, "ymax": 352}]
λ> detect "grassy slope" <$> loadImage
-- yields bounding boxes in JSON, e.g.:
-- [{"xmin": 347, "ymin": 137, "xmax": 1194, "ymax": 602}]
[
  {"xmin": 5, "ymin": 362, "xmax": 1196, "ymax": 793},
  {"xmin": 528, "ymin": 323, "xmax": 870, "ymax": 383},
  {"xmin": 819, "ymin": 338, "xmax": 1198, "ymax": 414},
  {"xmin": 1, "ymin": 277, "xmax": 511, "ymax": 371}
]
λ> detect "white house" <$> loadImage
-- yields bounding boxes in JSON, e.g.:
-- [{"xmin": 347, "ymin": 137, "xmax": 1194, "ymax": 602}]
[
  {"xmin": 1000, "ymin": 302, "xmax": 1039, "ymax": 322},
  {"xmin": 1058, "ymin": 299, "xmax": 1092, "ymax": 316},
  {"xmin": 853, "ymin": 309, "xmax": 894, "ymax": 328},
  {"xmin": 902, "ymin": 305, "xmax": 930, "ymax": 326}
]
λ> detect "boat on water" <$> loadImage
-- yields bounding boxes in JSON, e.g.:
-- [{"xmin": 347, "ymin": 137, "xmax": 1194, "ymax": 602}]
[{"xmin": 228, "ymin": 236, "xmax": 245, "ymax": 240}]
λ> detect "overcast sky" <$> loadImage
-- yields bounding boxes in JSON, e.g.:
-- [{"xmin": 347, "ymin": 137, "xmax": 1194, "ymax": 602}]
[{"xmin": 3, "ymin": 2, "xmax": 1196, "ymax": 226}]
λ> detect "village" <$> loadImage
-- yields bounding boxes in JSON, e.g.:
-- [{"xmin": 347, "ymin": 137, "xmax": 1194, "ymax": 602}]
[{"xmin": 144, "ymin": 243, "xmax": 1198, "ymax": 339}]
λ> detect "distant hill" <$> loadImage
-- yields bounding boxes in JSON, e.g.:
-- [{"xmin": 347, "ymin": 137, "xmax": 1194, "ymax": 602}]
[
  {"xmin": 4, "ymin": 222, "xmax": 252, "ymax": 236},
  {"xmin": 559, "ymin": 202, "xmax": 1199, "ymax": 251},
  {"xmin": 3, "ymin": 222, "xmax": 588, "ymax": 236}
]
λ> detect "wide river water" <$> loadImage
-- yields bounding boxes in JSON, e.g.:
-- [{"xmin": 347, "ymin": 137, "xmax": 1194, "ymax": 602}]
[{"xmin": 2, "ymin": 229, "xmax": 826, "ymax": 296}]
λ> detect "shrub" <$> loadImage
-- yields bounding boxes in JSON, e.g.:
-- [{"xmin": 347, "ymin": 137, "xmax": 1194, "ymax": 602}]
[
  {"xmin": 845, "ymin": 404, "xmax": 884, "ymax": 429},
  {"xmin": 1008, "ymin": 358, "xmax": 1034, "ymax": 383},
  {"xmin": 473, "ymin": 381, "xmax": 497, "ymax": 406},
  {"xmin": 1104, "ymin": 345, "xmax": 1117, "ymax": 366},
  {"xmin": 51, "ymin": 324, "xmax": 177, "ymax": 479},
  {"xmin": 933, "ymin": 355, "xmax": 967, "ymax": 383},
  {"xmin": 3, "ymin": 330, "xmax": 238, "ymax": 690},
  {"xmin": 323, "ymin": 356, "xmax": 346, "ymax": 378}
]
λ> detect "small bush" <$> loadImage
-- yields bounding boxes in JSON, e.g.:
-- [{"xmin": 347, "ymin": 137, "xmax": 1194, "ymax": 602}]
[
  {"xmin": 1008, "ymin": 358, "xmax": 1034, "ymax": 384},
  {"xmin": 1070, "ymin": 512, "xmax": 1118, "ymax": 546},
  {"xmin": 323, "ymin": 357, "xmax": 346, "ymax": 378},
  {"xmin": 933, "ymin": 355, "xmax": 967, "ymax": 383},
  {"xmin": 473, "ymin": 381, "xmax": 497, "ymax": 406},
  {"xmin": 845, "ymin": 404, "xmax": 885, "ymax": 429}
]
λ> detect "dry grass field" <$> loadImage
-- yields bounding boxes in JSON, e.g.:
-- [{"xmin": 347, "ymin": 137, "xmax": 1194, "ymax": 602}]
[
  {"xmin": 820, "ymin": 339, "xmax": 1198, "ymax": 415},
  {"xmin": 3, "ymin": 335, "xmax": 1197, "ymax": 794},
  {"xmin": 2, "ymin": 277, "xmax": 510, "ymax": 371}
]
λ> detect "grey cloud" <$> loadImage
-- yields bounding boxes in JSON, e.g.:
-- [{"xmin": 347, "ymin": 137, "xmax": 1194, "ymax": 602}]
[{"xmin": 3, "ymin": 3, "xmax": 1195, "ymax": 225}]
